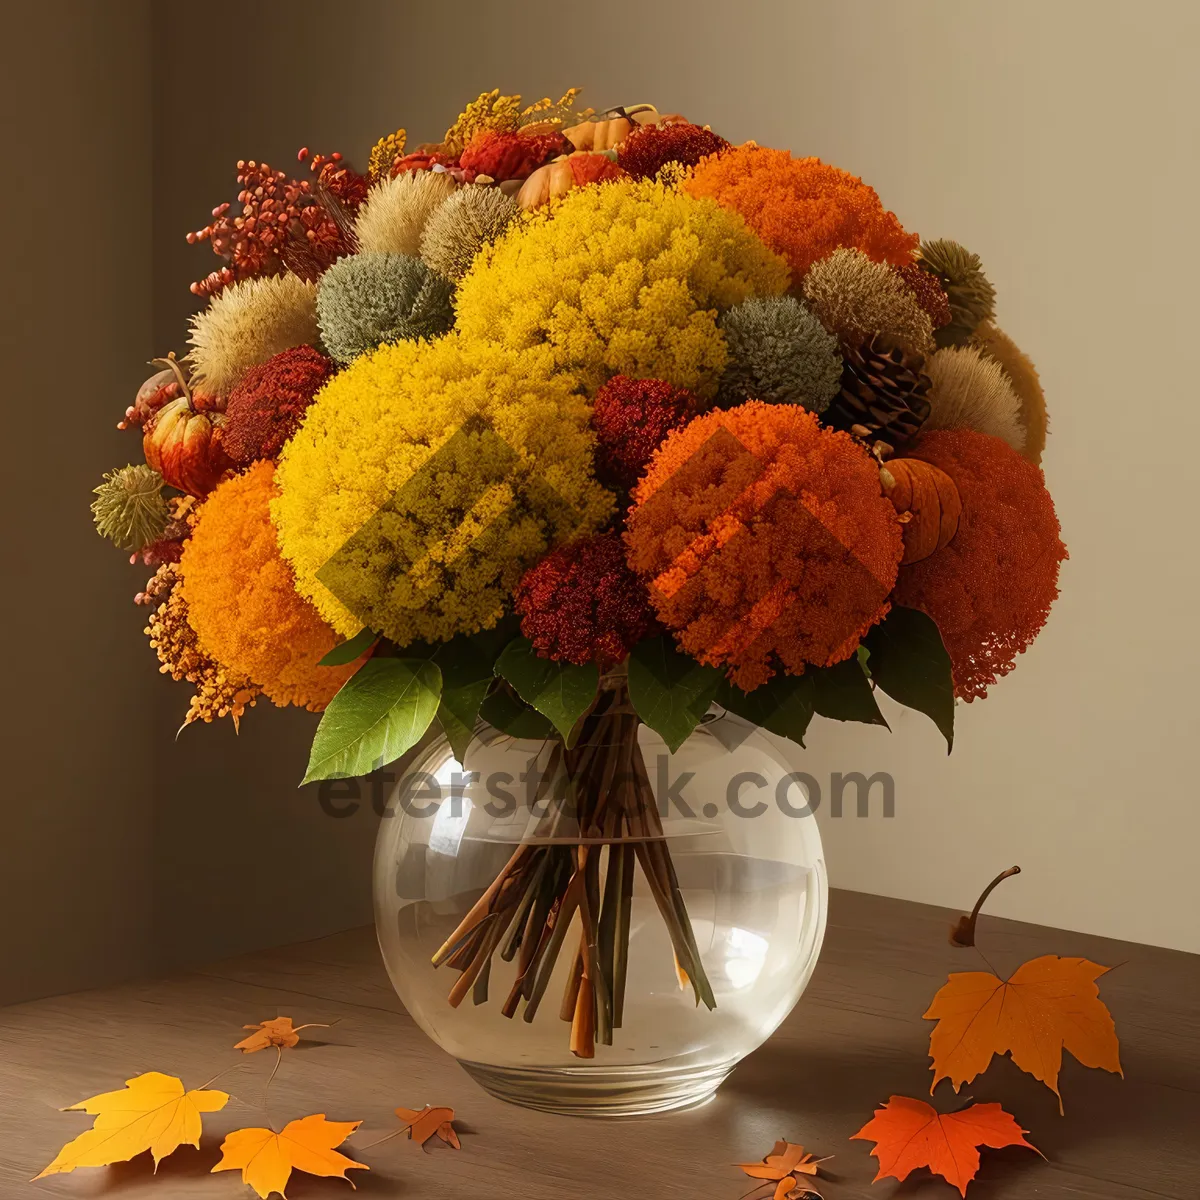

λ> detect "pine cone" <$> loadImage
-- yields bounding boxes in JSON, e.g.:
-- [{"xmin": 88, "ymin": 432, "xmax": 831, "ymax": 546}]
[{"xmin": 825, "ymin": 337, "xmax": 932, "ymax": 452}]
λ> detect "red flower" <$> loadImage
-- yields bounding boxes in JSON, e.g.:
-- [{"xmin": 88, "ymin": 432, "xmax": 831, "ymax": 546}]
[
  {"xmin": 459, "ymin": 129, "xmax": 572, "ymax": 182},
  {"xmin": 591, "ymin": 375, "xmax": 701, "ymax": 492},
  {"xmin": 894, "ymin": 429, "xmax": 1066, "ymax": 700},
  {"xmin": 515, "ymin": 534, "xmax": 659, "ymax": 669},
  {"xmin": 617, "ymin": 122, "xmax": 730, "ymax": 180},
  {"xmin": 223, "ymin": 346, "xmax": 334, "ymax": 463}
]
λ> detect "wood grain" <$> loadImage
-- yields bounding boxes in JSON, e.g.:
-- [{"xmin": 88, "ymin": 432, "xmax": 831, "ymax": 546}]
[{"xmin": 2, "ymin": 888, "xmax": 1195, "ymax": 1198}]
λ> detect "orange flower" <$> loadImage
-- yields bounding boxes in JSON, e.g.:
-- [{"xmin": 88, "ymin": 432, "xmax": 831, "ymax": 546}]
[
  {"xmin": 894, "ymin": 430, "xmax": 1066, "ymax": 699},
  {"xmin": 625, "ymin": 402, "xmax": 902, "ymax": 690},
  {"xmin": 685, "ymin": 145, "xmax": 917, "ymax": 282},
  {"xmin": 180, "ymin": 462, "xmax": 358, "ymax": 711}
]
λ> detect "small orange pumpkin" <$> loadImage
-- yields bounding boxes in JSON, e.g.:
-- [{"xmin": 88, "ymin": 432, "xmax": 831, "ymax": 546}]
[
  {"xmin": 516, "ymin": 152, "xmax": 622, "ymax": 210},
  {"xmin": 880, "ymin": 457, "xmax": 962, "ymax": 564},
  {"xmin": 564, "ymin": 116, "xmax": 632, "ymax": 153},
  {"xmin": 563, "ymin": 104, "xmax": 683, "ymax": 153}
]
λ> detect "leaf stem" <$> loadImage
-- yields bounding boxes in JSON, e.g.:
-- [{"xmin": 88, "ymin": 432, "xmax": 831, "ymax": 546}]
[{"xmin": 950, "ymin": 865, "xmax": 1021, "ymax": 948}]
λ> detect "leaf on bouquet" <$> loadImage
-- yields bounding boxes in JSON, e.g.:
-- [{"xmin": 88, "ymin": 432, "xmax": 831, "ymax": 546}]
[
  {"xmin": 496, "ymin": 635, "xmax": 599, "ymax": 744},
  {"xmin": 394, "ymin": 1104, "xmax": 461, "ymax": 1149},
  {"xmin": 627, "ymin": 633, "xmax": 724, "ymax": 752},
  {"xmin": 737, "ymin": 1139, "xmax": 831, "ymax": 1198},
  {"xmin": 211, "ymin": 1114, "xmax": 367, "ymax": 1199},
  {"xmin": 34, "ymin": 1071, "xmax": 229, "ymax": 1178},
  {"xmin": 302, "ymin": 657, "xmax": 442, "ymax": 783},
  {"xmin": 925, "ymin": 954, "xmax": 1122, "ymax": 1111},
  {"xmin": 234, "ymin": 1016, "xmax": 330, "ymax": 1053},
  {"xmin": 852, "ymin": 1096, "xmax": 1040, "ymax": 1196}
]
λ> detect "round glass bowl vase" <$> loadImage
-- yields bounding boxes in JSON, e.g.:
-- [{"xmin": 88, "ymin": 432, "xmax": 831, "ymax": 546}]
[{"xmin": 373, "ymin": 711, "xmax": 827, "ymax": 1117}]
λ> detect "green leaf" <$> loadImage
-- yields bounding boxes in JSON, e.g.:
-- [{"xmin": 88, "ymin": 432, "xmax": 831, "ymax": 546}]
[
  {"xmin": 811, "ymin": 656, "xmax": 889, "ymax": 728},
  {"xmin": 495, "ymin": 637, "xmax": 598, "ymax": 745},
  {"xmin": 718, "ymin": 672, "xmax": 816, "ymax": 748},
  {"xmin": 317, "ymin": 626, "xmax": 377, "ymax": 667},
  {"xmin": 627, "ymin": 635, "xmax": 725, "ymax": 754},
  {"xmin": 863, "ymin": 606, "xmax": 955, "ymax": 752},
  {"xmin": 302, "ymin": 658, "xmax": 442, "ymax": 783},
  {"xmin": 431, "ymin": 630, "xmax": 509, "ymax": 763},
  {"xmin": 479, "ymin": 684, "xmax": 554, "ymax": 740}
]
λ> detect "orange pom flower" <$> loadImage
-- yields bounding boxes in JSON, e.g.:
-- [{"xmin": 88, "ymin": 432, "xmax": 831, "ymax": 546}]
[
  {"xmin": 625, "ymin": 401, "xmax": 903, "ymax": 690},
  {"xmin": 894, "ymin": 430, "xmax": 1066, "ymax": 700},
  {"xmin": 180, "ymin": 462, "xmax": 359, "ymax": 711},
  {"xmin": 685, "ymin": 145, "xmax": 918, "ymax": 283}
]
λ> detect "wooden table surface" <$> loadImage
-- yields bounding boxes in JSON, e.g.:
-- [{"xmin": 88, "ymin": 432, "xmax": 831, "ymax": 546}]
[{"xmin": 2, "ymin": 888, "xmax": 1196, "ymax": 1199}]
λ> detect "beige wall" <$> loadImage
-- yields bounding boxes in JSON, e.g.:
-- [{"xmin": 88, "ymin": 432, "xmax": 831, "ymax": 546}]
[{"xmin": 3, "ymin": 0, "xmax": 1194, "ymax": 1005}]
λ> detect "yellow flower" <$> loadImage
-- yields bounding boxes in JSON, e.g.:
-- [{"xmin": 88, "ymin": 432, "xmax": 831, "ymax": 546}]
[
  {"xmin": 454, "ymin": 178, "xmax": 789, "ymax": 398},
  {"xmin": 273, "ymin": 334, "xmax": 614, "ymax": 646}
]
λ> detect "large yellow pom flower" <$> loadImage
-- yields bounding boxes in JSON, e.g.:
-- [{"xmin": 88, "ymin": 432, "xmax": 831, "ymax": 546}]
[
  {"xmin": 272, "ymin": 334, "xmax": 614, "ymax": 646},
  {"xmin": 454, "ymin": 178, "xmax": 789, "ymax": 398},
  {"xmin": 180, "ymin": 462, "xmax": 356, "ymax": 711}
]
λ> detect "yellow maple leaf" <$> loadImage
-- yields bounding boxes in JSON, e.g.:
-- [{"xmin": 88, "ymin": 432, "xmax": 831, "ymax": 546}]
[
  {"xmin": 34, "ymin": 1070, "xmax": 229, "ymax": 1179},
  {"xmin": 212, "ymin": 1114, "xmax": 367, "ymax": 1199}
]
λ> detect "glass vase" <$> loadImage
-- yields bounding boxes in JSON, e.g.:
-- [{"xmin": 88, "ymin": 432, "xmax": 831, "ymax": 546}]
[{"xmin": 373, "ymin": 689, "xmax": 827, "ymax": 1117}]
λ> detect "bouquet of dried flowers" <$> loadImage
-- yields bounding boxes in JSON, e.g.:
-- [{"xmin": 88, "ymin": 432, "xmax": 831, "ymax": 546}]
[{"xmin": 94, "ymin": 89, "xmax": 1065, "ymax": 1057}]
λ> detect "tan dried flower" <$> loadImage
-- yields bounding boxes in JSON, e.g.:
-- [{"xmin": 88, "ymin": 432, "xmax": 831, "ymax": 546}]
[
  {"xmin": 420, "ymin": 186, "xmax": 519, "ymax": 282},
  {"xmin": 802, "ymin": 248, "xmax": 934, "ymax": 358},
  {"xmin": 354, "ymin": 170, "xmax": 457, "ymax": 257},
  {"xmin": 187, "ymin": 274, "xmax": 318, "ymax": 395},
  {"xmin": 970, "ymin": 322, "xmax": 1048, "ymax": 465},
  {"xmin": 922, "ymin": 344, "xmax": 1025, "ymax": 452}
]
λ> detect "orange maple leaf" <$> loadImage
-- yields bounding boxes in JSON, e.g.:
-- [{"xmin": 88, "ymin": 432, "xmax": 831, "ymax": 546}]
[
  {"xmin": 925, "ymin": 954, "xmax": 1122, "ymax": 1111},
  {"xmin": 234, "ymin": 1016, "xmax": 329, "ymax": 1054},
  {"xmin": 737, "ymin": 1140, "xmax": 831, "ymax": 1199},
  {"xmin": 395, "ymin": 1104, "xmax": 461, "ymax": 1149},
  {"xmin": 34, "ymin": 1071, "xmax": 228, "ymax": 1179},
  {"xmin": 212, "ymin": 1114, "xmax": 366, "ymax": 1199},
  {"xmin": 852, "ymin": 1096, "xmax": 1040, "ymax": 1196}
]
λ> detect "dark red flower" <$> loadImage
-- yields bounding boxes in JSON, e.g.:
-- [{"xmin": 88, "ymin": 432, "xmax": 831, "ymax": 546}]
[
  {"xmin": 515, "ymin": 534, "xmax": 660, "ymax": 669},
  {"xmin": 223, "ymin": 346, "xmax": 334, "ymax": 463},
  {"xmin": 591, "ymin": 375, "xmax": 701, "ymax": 492},
  {"xmin": 617, "ymin": 122, "xmax": 730, "ymax": 180}
]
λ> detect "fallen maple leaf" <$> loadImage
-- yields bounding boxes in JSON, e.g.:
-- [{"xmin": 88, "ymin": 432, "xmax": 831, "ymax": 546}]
[
  {"xmin": 395, "ymin": 1104, "xmax": 460, "ymax": 1149},
  {"xmin": 235, "ymin": 1016, "xmax": 330, "ymax": 1053},
  {"xmin": 737, "ymin": 1140, "xmax": 831, "ymax": 1199},
  {"xmin": 34, "ymin": 1071, "xmax": 228, "ymax": 1179},
  {"xmin": 925, "ymin": 954, "xmax": 1122, "ymax": 1111},
  {"xmin": 852, "ymin": 1096, "xmax": 1040, "ymax": 1196},
  {"xmin": 212, "ymin": 1114, "xmax": 367, "ymax": 1199}
]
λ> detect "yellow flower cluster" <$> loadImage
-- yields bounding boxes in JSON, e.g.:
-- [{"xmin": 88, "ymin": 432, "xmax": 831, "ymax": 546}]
[
  {"xmin": 181, "ymin": 462, "xmax": 356, "ymax": 711},
  {"xmin": 273, "ymin": 334, "xmax": 614, "ymax": 646},
  {"xmin": 442, "ymin": 89, "xmax": 524, "ymax": 154},
  {"xmin": 454, "ymin": 178, "xmax": 790, "ymax": 398}
]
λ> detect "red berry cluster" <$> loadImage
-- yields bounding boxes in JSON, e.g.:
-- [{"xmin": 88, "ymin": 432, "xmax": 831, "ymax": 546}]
[
  {"xmin": 591, "ymin": 375, "xmax": 701, "ymax": 491},
  {"xmin": 515, "ymin": 534, "xmax": 660, "ymax": 669},
  {"xmin": 222, "ymin": 346, "xmax": 335, "ymax": 463},
  {"xmin": 186, "ymin": 150, "xmax": 366, "ymax": 298},
  {"xmin": 617, "ymin": 122, "xmax": 730, "ymax": 180}
]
